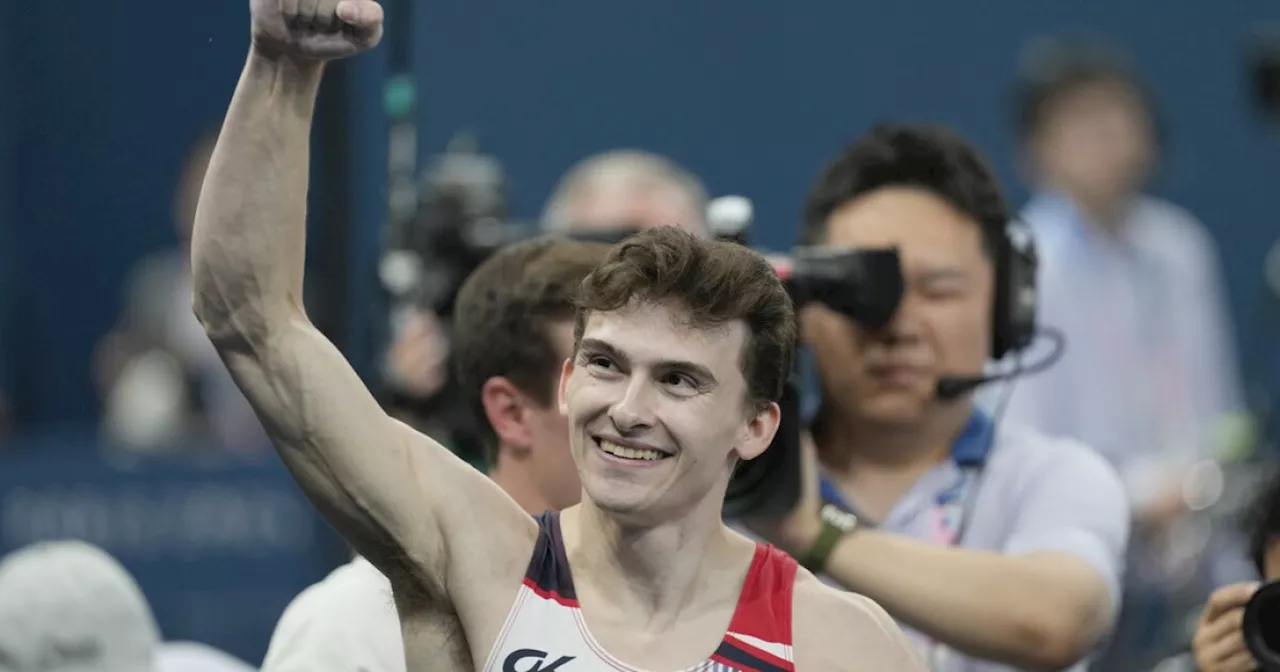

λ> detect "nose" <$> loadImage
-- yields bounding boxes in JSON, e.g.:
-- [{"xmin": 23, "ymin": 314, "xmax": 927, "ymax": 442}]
[{"xmin": 609, "ymin": 378, "xmax": 657, "ymax": 435}]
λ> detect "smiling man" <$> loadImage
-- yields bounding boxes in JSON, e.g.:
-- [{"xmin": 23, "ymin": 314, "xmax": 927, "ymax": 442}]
[{"xmin": 191, "ymin": 1, "xmax": 924, "ymax": 670}]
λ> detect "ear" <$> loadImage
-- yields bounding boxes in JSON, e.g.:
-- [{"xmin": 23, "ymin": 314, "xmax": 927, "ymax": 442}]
[
  {"xmin": 735, "ymin": 401, "xmax": 781, "ymax": 462},
  {"xmin": 557, "ymin": 357, "xmax": 574, "ymax": 416},
  {"xmin": 481, "ymin": 376, "xmax": 533, "ymax": 453}
]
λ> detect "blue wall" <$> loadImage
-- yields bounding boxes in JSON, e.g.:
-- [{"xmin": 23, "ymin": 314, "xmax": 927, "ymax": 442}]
[
  {"xmin": 8, "ymin": 3, "xmax": 249, "ymax": 426},
  {"xmin": 6, "ymin": 0, "xmax": 1279, "ymax": 423},
  {"xmin": 413, "ymin": 0, "xmax": 1279, "ymax": 356}
]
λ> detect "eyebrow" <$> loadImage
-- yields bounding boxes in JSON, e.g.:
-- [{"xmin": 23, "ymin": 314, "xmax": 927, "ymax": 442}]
[{"xmin": 578, "ymin": 337, "xmax": 720, "ymax": 386}]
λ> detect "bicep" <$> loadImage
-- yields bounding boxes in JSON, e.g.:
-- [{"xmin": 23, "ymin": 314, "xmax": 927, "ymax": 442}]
[
  {"xmin": 217, "ymin": 320, "xmax": 533, "ymax": 596},
  {"xmin": 1003, "ymin": 446, "xmax": 1131, "ymax": 618}
]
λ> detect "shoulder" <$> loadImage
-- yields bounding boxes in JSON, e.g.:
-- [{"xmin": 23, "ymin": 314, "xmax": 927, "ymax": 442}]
[
  {"xmin": 791, "ymin": 571, "xmax": 926, "ymax": 671},
  {"xmin": 261, "ymin": 558, "xmax": 404, "ymax": 672},
  {"xmin": 1129, "ymin": 197, "xmax": 1221, "ymax": 264},
  {"xmin": 989, "ymin": 422, "xmax": 1125, "ymax": 497}
]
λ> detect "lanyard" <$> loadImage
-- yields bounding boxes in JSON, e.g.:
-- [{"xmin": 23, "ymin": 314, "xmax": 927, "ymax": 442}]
[
  {"xmin": 923, "ymin": 465, "xmax": 984, "ymax": 671},
  {"xmin": 928, "ymin": 465, "xmax": 982, "ymax": 547},
  {"xmin": 815, "ymin": 409, "xmax": 994, "ymax": 671}
]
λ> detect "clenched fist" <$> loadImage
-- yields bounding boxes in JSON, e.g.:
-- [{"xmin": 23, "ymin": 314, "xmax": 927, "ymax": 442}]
[{"xmin": 251, "ymin": 0, "xmax": 383, "ymax": 62}]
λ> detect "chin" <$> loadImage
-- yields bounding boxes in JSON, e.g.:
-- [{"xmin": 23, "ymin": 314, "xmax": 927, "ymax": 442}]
[
  {"xmin": 582, "ymin": 479, "xmax": 662, "ymax": 523},
  {"xmin": 860, "ymin": 394, "xmax": 927, "ymax": 425}
]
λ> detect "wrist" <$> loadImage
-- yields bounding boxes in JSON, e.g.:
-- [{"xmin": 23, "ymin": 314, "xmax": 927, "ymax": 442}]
[
  {"xmin": 797, "ymin": 504, "xmax": 859, "ymax": 574},
  {"xmin": 246, "ymin": 44, "xmax": 326, "ymax": 83}
]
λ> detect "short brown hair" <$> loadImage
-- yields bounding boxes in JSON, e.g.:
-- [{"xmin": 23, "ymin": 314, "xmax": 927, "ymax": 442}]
[
  {"xmin": 454, "ymin": 237, "xmax": 612, "ymax": 446},
  {"xmin": 575, "ymin": 227, "xmax": 796, "ymax": 409}
]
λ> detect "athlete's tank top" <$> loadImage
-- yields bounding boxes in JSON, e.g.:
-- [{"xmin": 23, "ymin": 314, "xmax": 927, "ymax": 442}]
[{"xmin": 481, "ymin": 511, "xmax": 798, "ymax": 672}]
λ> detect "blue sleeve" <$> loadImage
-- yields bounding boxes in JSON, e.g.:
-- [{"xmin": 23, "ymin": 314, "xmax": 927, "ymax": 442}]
[{"xmin": 1001, "ymin": 438, "xmax": 1131, "ymax": 611}]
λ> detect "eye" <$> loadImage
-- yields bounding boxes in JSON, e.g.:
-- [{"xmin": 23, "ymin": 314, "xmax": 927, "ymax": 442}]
[
  {"xmin": 918, "ymin": 283, "xmax": 964, "ymax": 302},
  {"xmin": 584, "ymin": 355, "xmax": 616, "ymax": 371},
  {"xmin": 660, "ymin": 372, "xmax": 698, "ymax": 391}
]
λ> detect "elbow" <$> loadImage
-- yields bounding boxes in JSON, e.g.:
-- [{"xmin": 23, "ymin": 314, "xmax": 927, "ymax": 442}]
[
  {"xmin": 1013, "ymin": 602, "xmax": 1108, "ymax": 671},
  {"xmin": 190, "ymin": 282, "xmax": 285, "ymax": 351}
]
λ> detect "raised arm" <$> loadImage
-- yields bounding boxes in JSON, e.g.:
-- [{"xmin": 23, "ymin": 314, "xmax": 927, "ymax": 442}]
[{"xmin": 191, "ymin": 0, "xmax": 534, "ymax": 605}]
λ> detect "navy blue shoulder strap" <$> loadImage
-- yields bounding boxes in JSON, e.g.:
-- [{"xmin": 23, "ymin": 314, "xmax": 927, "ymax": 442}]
[{"xmin": 522, "ymin": 511, "xmax": 578, "ymax": 601}]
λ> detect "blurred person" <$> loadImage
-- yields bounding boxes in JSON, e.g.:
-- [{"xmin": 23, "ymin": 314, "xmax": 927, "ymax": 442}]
[
  {"xmin": 94, "ymin": 131, "xmax": 267, "ymax": 453},
  {"xmin": 192, "ymin": 2, "xmax": 925, "ymax": 669},
  {"xmin": 1190, "ymin": 474, "xmax": 1280, "ymax": 672},
  {"xmin": 1004, "ymin": 42, "xmax": 1248, "ymax": 667},
  {"xmin": 748, "ymin": 124, "xmax": 1130, "ymax": 671},
  {"xmin": 261, "ymin": 238, "xmax": 611, "ymax": 672},
  {"xmin": 0, "ymin": 539, "xmax": 254, "ymax": 672},
  {"xmin": 385, "ymin": 148, "xmax": 709, "ymax": 408}
]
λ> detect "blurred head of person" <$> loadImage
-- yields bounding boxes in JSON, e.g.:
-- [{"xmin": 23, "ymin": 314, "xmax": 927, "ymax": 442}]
[
  {"xmin": 453, "ymin": 238, "xmax": 613, "ymax": 513},
  {"xmin": 174, "ymin": 130, "xmax": 219, "ymax": 247},
  {"xmin": 1016, "ymin": 42, "xmax": 1159, "ymax": 221},
  {"xmin": 541, "ymin": 150, "xmax": 709, "ymax": 236},
  {"xmin": 799, "ymin": 124, "xmax": 1011, "ymax": 433},
  {"xmin": 0, "ymin": 540, "xmax": 160, "ymax": 672}
]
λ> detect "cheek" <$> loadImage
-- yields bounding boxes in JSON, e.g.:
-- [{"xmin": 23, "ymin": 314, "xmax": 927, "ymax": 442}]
[
  {"xmin": 804, "ymin": 313, "xmax": 861, "ymax": 360},
  {"xmin": 928, "ymin": 302, "xmax": 990, "ymax": 362}
]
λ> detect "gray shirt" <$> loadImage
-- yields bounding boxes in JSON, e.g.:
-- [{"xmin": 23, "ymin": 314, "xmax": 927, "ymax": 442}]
[{"xmin": 811, "ymin": 411, "xmax": 1131, "ymax": 672}]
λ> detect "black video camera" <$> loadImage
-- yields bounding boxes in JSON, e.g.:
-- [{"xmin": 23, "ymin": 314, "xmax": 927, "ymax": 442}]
[{"xmin": 722, "ymin": 247, "xmax": 904, "ymax": 518}]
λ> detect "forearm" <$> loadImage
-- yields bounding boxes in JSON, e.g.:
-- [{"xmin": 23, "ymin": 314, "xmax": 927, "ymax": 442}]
[
  {"xmin": 823, "ymin": 531, "xmax": 1104, "ymax": 670},
  {"xmin": 191, "ymin": 48, "xmax": 324, "ymax": 342}
]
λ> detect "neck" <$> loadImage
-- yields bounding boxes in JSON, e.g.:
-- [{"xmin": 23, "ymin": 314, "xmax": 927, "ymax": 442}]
[
  {"xmin": 488, "ymin": 451, "xmax": 554, "ymax": 516},
  {"xmin": 817, "ymin": 400, "xmax": 972, "ymax": 475},
  {"xmin": 563, "ymin": 488, "xmax": 744, "ymax": 622},
  {"xmin": 1045, "ymin": 182, "xmax": 1133, "ymax": 233}
]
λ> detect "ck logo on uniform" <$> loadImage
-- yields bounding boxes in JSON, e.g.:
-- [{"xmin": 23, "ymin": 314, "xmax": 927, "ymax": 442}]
[{"xmin": 503, "ymin": 648, "xmax": 576, "ymax": 672}]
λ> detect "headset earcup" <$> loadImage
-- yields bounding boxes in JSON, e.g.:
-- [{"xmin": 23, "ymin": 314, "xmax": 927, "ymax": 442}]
[{"xmin": 992, "ymin": 220, "xmax": 1039, "ymax": 360}]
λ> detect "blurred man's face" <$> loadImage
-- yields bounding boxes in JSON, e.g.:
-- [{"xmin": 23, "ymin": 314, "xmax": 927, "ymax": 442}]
[
  {"xmin": 802, "ymin": 187, "xmax": 993, "ymax": 426},
  {"xmin": 524, "ymin": 319, "xmax": 583, "ymax": 511},
  {"xmin": 1032, "ymin": 80, "xmax": 1155, "ymax": 209},
  {"xmin": 563, "ymin": 182, "xmax": 704, "ymax": 235}
]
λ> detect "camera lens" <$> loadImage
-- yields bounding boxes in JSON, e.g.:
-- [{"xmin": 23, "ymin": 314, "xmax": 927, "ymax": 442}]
[{"xmin": 1243, "ymin": 581, "xmax": 1280, "ymax": 670}]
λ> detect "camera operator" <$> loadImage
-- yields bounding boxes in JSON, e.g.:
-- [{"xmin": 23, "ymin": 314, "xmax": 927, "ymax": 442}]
[
  {"xmin": 1192, "ymin": 475, "xmax": 1280, "ymax": 672},
  {"xmin": 383, "ymin": 149, "xmax": 709, "ymax": 418},
  {"xmin": 260, "ymin": 238, "xmax": 610, "ymax": 672},
  {"xmin": 748, "ymin": 124, "xmax": 1130, "ymax": 671}
]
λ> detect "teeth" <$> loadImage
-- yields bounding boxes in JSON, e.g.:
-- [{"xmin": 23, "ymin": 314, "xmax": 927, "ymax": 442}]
[{"xmin": 599, "ymin": 441, "xmax": 665, "ymax": 461}]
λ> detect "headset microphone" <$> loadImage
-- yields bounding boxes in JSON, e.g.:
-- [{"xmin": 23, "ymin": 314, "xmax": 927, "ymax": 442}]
[
  {"xmin": 936, "ymin": 375, "xmax": 995, "ymax": 401},
  {"xmin": 934, "ymin": 327, "xmax": 1067, "ymax": 401}
]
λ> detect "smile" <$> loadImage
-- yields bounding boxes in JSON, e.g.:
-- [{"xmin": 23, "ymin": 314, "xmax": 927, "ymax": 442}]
[{"xmin": 592, "ymin": 436, "xmax": 672, "ymax": 462}]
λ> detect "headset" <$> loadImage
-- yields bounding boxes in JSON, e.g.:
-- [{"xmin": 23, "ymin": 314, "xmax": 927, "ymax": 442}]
[
  {"xmin": 937, "ymin": 218, "xmax": 1054, "ymax": 400},
  {"xmin": 992, "ymin": 218, "xmax": 1040, "ymax": 360}
]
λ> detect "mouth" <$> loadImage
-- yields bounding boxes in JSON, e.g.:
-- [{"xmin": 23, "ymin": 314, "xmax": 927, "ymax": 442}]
[
  {"xmin": 868, "ymin": 365, "xmax": 927, "ymax": 387},
  {"xmin": 592, "ymin": 435, "xmax": 673, "ymax": 463}
]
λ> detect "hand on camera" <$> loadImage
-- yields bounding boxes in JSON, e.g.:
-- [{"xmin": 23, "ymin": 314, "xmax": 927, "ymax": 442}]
[
  {"xmin": 1193, "ymin": 582, "xmax": 1261, "ymax": 672},
  {"xmin": 386, "ymin": 309, "xmax": 451, "ymax": 400},
  {"xmin": 251, "ymin": 0, "xmax": 384, "ymax": 62}
]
